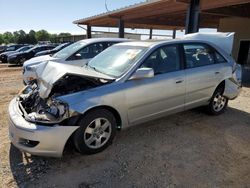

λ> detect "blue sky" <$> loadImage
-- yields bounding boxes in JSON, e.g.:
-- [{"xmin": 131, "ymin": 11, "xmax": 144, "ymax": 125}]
[
  {"xmin": 0, "ymin": 0, "xmax": 215, "ymax": 38},
  {"xmin": 0, "ymin": 0, "xmax": 144, "ymax": 34}
]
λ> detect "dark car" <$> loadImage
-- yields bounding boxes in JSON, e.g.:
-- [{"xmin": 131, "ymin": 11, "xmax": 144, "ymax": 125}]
[
  {"xmin": 8, "ymin": 45, "xmax": 55, "ymax": 65},
  {"xmin": 0, "ymin": 45, "xmax": 33, "ymax": 63},
  {"xmin": 0, "ymin": 46, "xmax": 7, "ymax": 54},
  {"xmin": 3, "ymin": 44, "xmax": 26, "ymax": 53},
  {"xmin": 35, "ymin": 42, "xmax": 72, "ymax": 57}
]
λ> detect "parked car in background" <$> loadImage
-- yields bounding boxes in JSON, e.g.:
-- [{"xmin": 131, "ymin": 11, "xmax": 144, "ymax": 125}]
[
  {"xmin": 34, "ymin": 42, "xmax": 72, "ymax": 57},
  {"xmin": 0, "ymin": 45, "xmax": 7, "ymax": 54},
  {"xmin": 8, "ymin": 45, "xmax": 55, "ymax": 65},
  {"xmin": 4, "ymin": 44, "xmax": 27, "ymax": 53},
  {"xmin": 38, "ymin": 41, "xmax": 51, "ymax": 45},
  {"xmin": 8, "ymin": 33, "xmax": 242, "ymax": 157},
  {"xmin": 23, "ymin": 38, "xmax": 129, "ymax": 84},
  {"xmin": 0, "ymin": 45, "xmax": 33, "ymax": 63}
]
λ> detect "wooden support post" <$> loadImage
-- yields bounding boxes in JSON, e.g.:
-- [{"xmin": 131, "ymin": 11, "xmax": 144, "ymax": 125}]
[
  {"xmin": 185, "ymin": 0, "xmax": 200, "ymax": 34},
  {"xmin": 87, "ymin": 25, "xmax": 92, "ymax": 39},
  {"xmin": 172, "ymin": 29, "xmax": 176, "ymax": 39},
  {"xmin": 149, "ymin": 28, "xmax": 153, "ymax": 39},
  {"xmin": 118, "ymin": 19, "xmax": 125, "ymax": 38}
]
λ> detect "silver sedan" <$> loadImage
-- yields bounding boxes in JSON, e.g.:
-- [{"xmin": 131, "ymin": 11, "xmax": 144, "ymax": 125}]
[{"xmin": 9, "ymin": 35, "xmax": 242, "ymax": 157}]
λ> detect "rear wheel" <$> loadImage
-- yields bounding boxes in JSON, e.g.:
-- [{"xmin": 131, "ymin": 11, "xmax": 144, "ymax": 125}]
[
  {"xmin": 73, "ymin": 109, "xmax": 117, "ymax": 154},
  {"xmin": 207, "ymin": 87, "xmax": 228, "ymax": 115}
]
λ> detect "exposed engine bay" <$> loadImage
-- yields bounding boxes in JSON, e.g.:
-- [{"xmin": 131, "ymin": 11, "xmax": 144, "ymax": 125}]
[
  {"xmin": 18, "ymin": 75, "xmax": 112, "ymax": 124},
  {"xmin": 50, "ymin": 74, "xmax": 109, "ymax": 97}
]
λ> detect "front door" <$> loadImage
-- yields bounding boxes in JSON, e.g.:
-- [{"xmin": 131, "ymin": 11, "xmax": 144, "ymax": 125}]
[{"xmin": 125, "ymin": 45, "xmax": 186, "ymax": 124}]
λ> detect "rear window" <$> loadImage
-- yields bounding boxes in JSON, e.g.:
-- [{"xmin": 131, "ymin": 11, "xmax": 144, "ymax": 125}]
[
  {"xmin": 214, "ymin": 52, "xmax": 227, "ymax": 63},
  {"xmin": 184, "ymin": 44, "xmax": 215, "ymax": 68}
]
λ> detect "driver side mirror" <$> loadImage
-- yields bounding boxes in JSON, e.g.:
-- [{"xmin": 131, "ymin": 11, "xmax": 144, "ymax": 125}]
[{"xmin": 130, "ymin": 68, "xmax": 154, "ymax": 80}]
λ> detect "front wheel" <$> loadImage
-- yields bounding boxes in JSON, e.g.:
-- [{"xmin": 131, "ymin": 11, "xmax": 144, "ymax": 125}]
[
  {"xmin": 73, "ymin": 109, "xmax": 117, "ymax": 154},
  {"xmin": 207, "ymin": 87, "xmax": 228, "ymax": 115}
]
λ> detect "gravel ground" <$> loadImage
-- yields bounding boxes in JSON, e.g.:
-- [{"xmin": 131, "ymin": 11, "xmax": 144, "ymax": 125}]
[{"xmin": 0, "ymin": 64, "xmax": 250, "ymax": 188}]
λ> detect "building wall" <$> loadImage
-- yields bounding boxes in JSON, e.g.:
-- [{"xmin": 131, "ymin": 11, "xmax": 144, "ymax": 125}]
[
  {"xmin": 92, "ymin": 33, "xmax": 141, "ymax": 40},
  {"xmin": 218, "ymin": 17, "xmax": 250, "ymax": 83},
  {"xmin": 218, "ymin": 17, "xmax": 250, "ymax": 60},
  {"xmin": 57, "ymin": 33, "xmax": 141, "ymax": 43}
]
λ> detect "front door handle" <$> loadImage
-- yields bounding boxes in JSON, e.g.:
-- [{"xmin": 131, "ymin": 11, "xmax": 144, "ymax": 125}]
[
  {"xmin": 215, "ymin": 71, "xmax": 220, "ymax": 75},
  {"xmin": 176, "ymin": 79, "xmax": 184, "ymax": 84}
]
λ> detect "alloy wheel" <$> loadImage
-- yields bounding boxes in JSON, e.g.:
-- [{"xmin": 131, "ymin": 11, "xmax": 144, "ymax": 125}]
[
  {"xmin": 212, "ymin": 93, "xmax": 227, "ymax": 112},
  {"xmin": 84, "ymin": 118, "xmax": 112, "ymax": 149}
]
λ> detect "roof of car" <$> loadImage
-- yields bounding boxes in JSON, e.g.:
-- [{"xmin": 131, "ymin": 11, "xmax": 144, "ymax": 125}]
[
  {"xmin": 114, "ymin": 38, "xmax": 216, "ymax": 48},
  {"xmin": 77, "ymin": 38, "xmax": 130, "ymax": 44},
  {"xmin": 114, "ymin": 39, "xmax": 182, "ymax": 48}
]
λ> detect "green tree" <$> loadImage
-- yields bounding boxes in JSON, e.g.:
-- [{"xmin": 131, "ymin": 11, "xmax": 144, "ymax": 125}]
[
  {"xmin": 58, "ymin": 32, "xmax": 71, "ymax": 37},
  {"xmin": 13, "ymin": 30, "xmax": 29, "ymax": 44},
  {"xmin": 35, "ymin": 30, "xmax": 50, "ymax": 41},
  {"xmin": 50, "ymin": 34, "xmax": 58, "ymax": 43},
  {"xmin": 2, "ymin": 32, "xmax": 14, "ymax": 43},
  {"xmin": 28, "ymin": 30, "xmax": 37, "ymax": 44},
  {"xmin": 0, "ymin": 34, "xmax": 4, "ymax": 44}
]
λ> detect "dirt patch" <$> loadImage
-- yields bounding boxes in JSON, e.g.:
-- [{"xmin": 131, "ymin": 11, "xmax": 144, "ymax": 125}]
[{"xmin": 0, "ymin": 66, "xmax": 250, "ymax": 188}]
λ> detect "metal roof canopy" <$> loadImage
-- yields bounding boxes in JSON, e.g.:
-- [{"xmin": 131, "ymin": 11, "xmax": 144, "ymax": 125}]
[{"xmin": 74, "ymin": 0, "xmax": 250, "ymax": 31}]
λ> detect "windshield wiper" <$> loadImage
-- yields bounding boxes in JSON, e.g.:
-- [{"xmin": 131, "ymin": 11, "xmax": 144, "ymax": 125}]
[{"xmin": 87, "ymin": 64, "xmax": 107, "ymax": 75}]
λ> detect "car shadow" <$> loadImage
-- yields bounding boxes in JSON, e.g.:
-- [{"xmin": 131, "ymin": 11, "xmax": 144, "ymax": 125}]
[
  {"xmin": 8, "ymin": 64, "xmax": 22, "ymax": 67},
  {"xmin": 8, "ymin": 106, "xmax": 250, "ymax": 187},
  {"xmin": 243, "ymin": 82, "xmax": 250, "ymax": 88}
]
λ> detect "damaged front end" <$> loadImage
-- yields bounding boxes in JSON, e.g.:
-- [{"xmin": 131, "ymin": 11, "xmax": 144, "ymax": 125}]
[
  {"xmin": 18, "ymin": 74, "xmax": 112, "ymax": 125},
  {"xmin": 18, "ymin": 84, "xmax": 70, "ymax": 124}
]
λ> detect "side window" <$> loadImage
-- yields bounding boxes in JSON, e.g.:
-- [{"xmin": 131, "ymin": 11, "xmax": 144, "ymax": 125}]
[
  {"xmin": 33, "ymin": 47, "xmax": 41, "ymax": 53},
  {"xmin": 7, "ymin": 46, "xmax": 15, "ymax": 51},
  {"xmin": 184, "ymin": 44, "xmax": 215, "ymax": 68},
  {"xmin": 214, "ymin": 52, "xmax": 227, "ymax": 63},
  {"xmin": 141, "ymin": 45, "xmax": 180, "ymax": 75},
  {"xmin": 76, "ymin": 43, "xmax": 104, "ymax": 59},
  {"xmin": 106, "ymin": 42, "xmax": 116, "ymax": 48},
  {"xmin": 46, "ymin": 46, "xmax": 53, "ymax": 50}
]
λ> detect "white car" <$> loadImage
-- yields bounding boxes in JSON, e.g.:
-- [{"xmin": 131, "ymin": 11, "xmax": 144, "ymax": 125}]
[{"xmin": 23, "ymin": 38, "xmax": 129, "ymax": 84}]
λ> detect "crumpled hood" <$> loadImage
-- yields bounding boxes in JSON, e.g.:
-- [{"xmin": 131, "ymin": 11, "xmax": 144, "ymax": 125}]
[
  {"xmin": 183, "ymin": 32, "xmax": 235, "ymax": 55},
  {"xmin": 35, "ymin": 61, "xmax": 114, "ymax": 99},
  {"xmin": 23, "ymin": 55, "xmax": 56, "ymax": 67}
]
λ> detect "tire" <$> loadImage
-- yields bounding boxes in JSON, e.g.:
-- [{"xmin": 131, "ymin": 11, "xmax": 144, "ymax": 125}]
[
  {"xmin": 207, "ymin": 86, "xmax": 228, "ymax": 115},
  {"xmin": 73, "ymin": 109, "xmax": 117, "ymax": 154},
  {"xmin": 19, "ymin": 57, "xmax": 26, "ymax": 66}
]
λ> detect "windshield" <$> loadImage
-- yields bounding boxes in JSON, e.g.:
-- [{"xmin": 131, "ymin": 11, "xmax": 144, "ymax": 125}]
[
  {"xmin": 17, "ymin": 46, "xmax": 30, "ymax": 52},
  {"xmin": 87, "ymin": 45, "xmax": 147, "ymax": 77},
  {"xmin": 6, "ymin": 46, "xmax": 16, "ymax": 51},
  {"xmin": 53, "ymin": 41, "xmax": 86, "ymax": 59},
  {"xmin": 26, "ymin": 46, "xmax": 39, "ymax": 53},
  {"xmin": 53, "ymin": 43, "xmax": 68, "ymax": 51}
]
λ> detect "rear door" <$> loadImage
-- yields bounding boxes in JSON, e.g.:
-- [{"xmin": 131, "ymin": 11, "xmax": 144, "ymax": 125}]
[
  {"xmin": 125, "ymin": 44, "xmax": 186, "ymax": 124},
  {"xmin": 183, "ymin": 43, "xmax": 223, "ymax": 109}
]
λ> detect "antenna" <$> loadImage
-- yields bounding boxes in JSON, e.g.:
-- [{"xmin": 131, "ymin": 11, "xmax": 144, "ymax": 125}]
[
  {"xmin": 105, "ymin": 0, "xmax": 110, "ymax": 32},
  {"xmin": 105, "ymin": 0, "xmax": 110, "ymax": 12}
]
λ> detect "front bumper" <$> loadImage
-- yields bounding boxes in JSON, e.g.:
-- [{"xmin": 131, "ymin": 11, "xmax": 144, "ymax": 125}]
[
  {"xmin": 0, "ymin": 55, "xmax": 7, "ymax": 63},
  {"xmin": 8, "ymin": 57, "xmax": 19, "ymax": 64},
  {"xmin": 8, "ymin": 98, "xmax": 78, "ymax": 157}
]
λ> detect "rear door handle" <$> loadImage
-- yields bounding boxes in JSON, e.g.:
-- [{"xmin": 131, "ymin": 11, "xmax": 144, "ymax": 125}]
[{"xmin": 215, "ymin": 71, "xmax": 220, "ymax": 75}]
